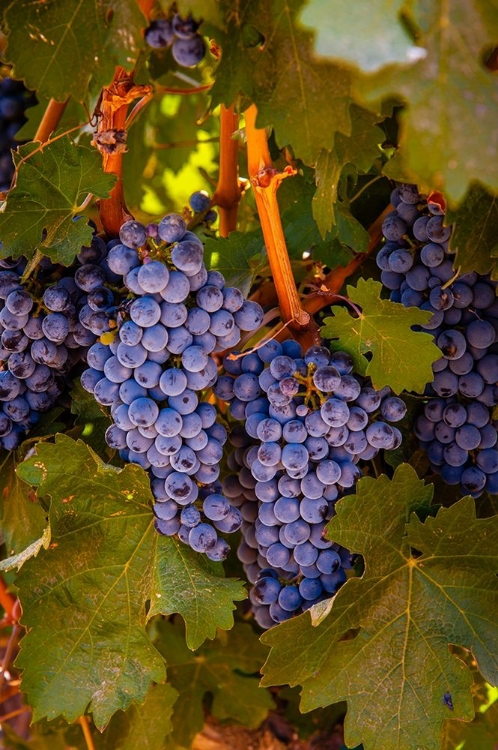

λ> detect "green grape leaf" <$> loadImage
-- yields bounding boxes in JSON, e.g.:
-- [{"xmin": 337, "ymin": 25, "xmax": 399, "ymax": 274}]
[
  {"xmin": 0, "ymin": 526, "xmax": 51, "ymax": 573},
  {"xmin": 0, "ymin": 137, "xmax": 116, "ymax": 265},
  {"xmin": 3, "ymin": 0, "xmax": 145, "ymax": 102},
  {"xmin": 313, "ymin": 150, "xmax": 340, "ymax": 238},
  {"xmin": 262, "ymin": 464, "xmax": 498, "ymax": 750},
  {"xmin": 204, "ymin": 230, "xmax": 266, "ymax": 296},
  {"xmin": 321, "ymin": 278, "xmax": 440, "ymax": 393},
  {"xmin": 15, "ymin": 436, "xmax": 246, "ymax": 728},
  {"xmin": 173, "ymin": 0, "xmax": 223, "ymax": 25},
  {"xmin": 15, "ymin": 97, "xmax": 88, "ymax": 143},
  {"xmin": 211, "ymin": 0, "xmax": 352, "ymax": 165},
  {"xmin": 155, "ymin": 620, "xmax": 274, "ymax": 748},
  {"xmin": 332, "ymin": 200, "xmax": 370, "ymax": 256},
  {"xmin": 446, "ymin": 182, "xmax": 498, "ymax": 277},
  {"xmin": 68, "ymin": 379, "xmax": 113, "ymax": 460},
  {"xmin": 0, "ymin": 452, "xmax": 47, "ymax": 556},
  {"xmin": 356, "ymin": 0, "xmax": 498, "ymax": 203},
  {"xmin": 97, "ymin": 683, "xmax": 178, "ymax": 750},
  {"xmin": 278, "ymin": 173, "xmax": 354, "ymax": 266},
  {"xmin": 147, "ymin": 538, "xmax": 248, "ymax": 651},
  {"xmin": 313, "ymin": 106, "xmax": 384, "ymax": 237},
  {"xmin": 0, "ymin": 723, "xmax": 70, "ymax": 750},
  {"xmin": 300, "ymin": 0, "xmax": 419, "ymax": 71}
]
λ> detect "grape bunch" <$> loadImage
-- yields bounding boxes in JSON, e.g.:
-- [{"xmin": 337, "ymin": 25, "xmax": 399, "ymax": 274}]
[
  {"xmin": 81, "ymin": 214, "xmax": 264, "ymax": 559},
  {"xmin": 0, "ymin": 233, "xmax": 116, "ymax": 450},
  {"xmin": 215, "ymin": 340, "xmax": 406, "ymax": 627},
  {"xmin": 189, "ymin": 190, "xmax": 217, "ymax": 226},
  {"xmin": 378, "ymin": 183, "xmax": 498, "ymax": 497},
  {"xmin": 145, "ymin": 12, "xmax": 206, "ymax": 67},
  {"xmin": 0, "ymin": 76, "xmax": 36, "ymax": 192}
]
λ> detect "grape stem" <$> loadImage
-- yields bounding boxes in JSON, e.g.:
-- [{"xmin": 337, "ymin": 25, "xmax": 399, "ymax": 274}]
[
  {"xmin": 137, "ymin": 0, "xmax": 156, "ymax": 19},
  {"xmin": 96, "ymin": 67, "xmax": 153, "ymax": 236},
  {"xmin": 212, "ymin": 105, "xmax": 241, "ymax": 237},
  {"xmin": 79, "ymin": 716, "xmax": 96, "ymax": 750},
  {"xmin": 34, "ymin": 98, "xmax": 69, "ymax": 144},
  {"xmin": 154, "ymin": 137, "xmax": 219, "ymax": 150},
  {"xmin": 154, "ymin": 83, "xmax": 212, "ymax": 95},
  {"xmin": 302, "ymin": 203, "xmax": 393, "ymax": 315},
  {"xmin": 4, "ymin": 98, "xmax": 71, "ymax": 197},
  {"xmin": 244, "ymin": 104, "xmax": 316, "ymax": 339},
  {"xmin": 0, "ymin": 575, "xmax": 17, "ymax": 623},
  {"xmin": 324, "ymin": 294, "xmax": 362, "ymax": 318},
  {"xmin": 0, "ymin": 706, "xmax": 29, "ymax": 723}
]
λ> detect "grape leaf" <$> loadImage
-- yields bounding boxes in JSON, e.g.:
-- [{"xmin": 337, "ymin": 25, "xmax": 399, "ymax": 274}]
[
  {"xmin": 313, "ymin": 106, "xmax": 384, "ymax": 237},
  {"xmin": 446, "ymin": 182, "xmax": 498, "ymax": 277},
  {"xmin": 15, "ymin": 97, "xmax": 88, "ymax": 143},
  {"xmin": 154, "ymin": 619, "xmax": 274, "ymax": 748},
  {"xmin": 321, "ymin": 278, "xmax": 440, "ymax": 393},
  {"xmin": 300, "ymin": 0, "xmax": 421, "ymax": 72},
  {"xmin": 262, "ymin": 464, "xmax": 498, "ymax": 750},
  {"xmin": 0, "ymin": 724, "xmax": 71, "ymax": 750},
  {"xmin": 68, "ymin": 379, "xmax": 113, "ymax": 460},
  {"xmin": 97, "ymin": 683, "xmax": 178, "ymax": 750},
  {"xmin": 203, "ymin": 230, "xmax": 266, "ymax": 296},
  {"xmin": 173, "ymin": 0, "xmax": 223, "ymax": 25},
  {"xmin": 0, "ymin": 525, "xmax": 51, "ymax": 573},
  {"xmin": 0, "ymin": 137, "xmax": 116, "ymax": 264},
  {"xmin": 3, "ymin": 0, "xmax": 145, "ymax": 102},
  {"xmin": 277, "ymin": 174, "xmax": 354, "ymax": 266},
  {"xmin": 355, "ymin": 0, "xmax": 498, "ymax": 203},
  {"xmin": 210, "ymin": 0, "xmax": 352, "ymax": 165},
  {"xmin": 15, "ymin": 436, "xmax": 246, "ymax": 728},
  {"xmin": 0, "ymin": 452, "xmax": 47, "ymax": 556}
]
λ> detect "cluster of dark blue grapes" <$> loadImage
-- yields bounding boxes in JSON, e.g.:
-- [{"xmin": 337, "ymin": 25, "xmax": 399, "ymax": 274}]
[
  {"xmin": 378, "ymin": 183, "xmax": 498, "ymax": 497},
  {"xmin": 189, "ymin": 190, "xmax": 217, "ymax": 225},
  {"xmin": 215, "ymin": 341, "xmax": 406, "ymax": 627},
  {"xmin": 145, "ymin": 13, "xmax": 206, "ymax": 67},
  {"xmin": 81, "ymin": 214, "xmax": 264, "ymax": 559},
  {"xmin": 0, "ymin": 235, "xmax": 115, "ymax": 449},
  {"xmin": 0, "ymin": 76, "xmax": 36, "ymax": 192}
]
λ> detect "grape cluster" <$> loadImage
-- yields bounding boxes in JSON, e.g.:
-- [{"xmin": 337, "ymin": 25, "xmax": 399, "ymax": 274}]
[
  {"xmin": 215, "ymin": 341, "xmax": 406, "ymax": 627},
  {"xmin": 0, "ymin": 76, "xmax": 36, "ymax": 191},
  {"xmin": 145, "ymin": 13, "xmax": 206, "ymax": 67},
  {"xmin": 0, "ymin": 234, "xmax": 115, "ymax": 449},
  {"xmin": 378, "ymin": 184, "xmax": 498, "ymax": 497},
  {"xmin": 189, "ymin": 190, "xmax": 217, "ymax": 225},
  {"xmin": 81, "ymin": 214, "xmax": 264, "ymax": 558}
]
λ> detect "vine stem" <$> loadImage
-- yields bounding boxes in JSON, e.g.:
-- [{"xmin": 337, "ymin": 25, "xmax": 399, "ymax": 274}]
[
  {"xmin": 96, "ymin": 67, "xmax": 152, "ymax": 236},
  {"xmin": 34, "ymin": 99, "xmax": 69, "ymax": 144},
  {"xmin": 154, "ymin": 83, "xmax": 212, "ymax": 95},
  {"xmin": 137, "ymin": 0, "xmax": 156, "ymax": 19},
  {"xmin": 244, "ymin": 104, "xmax": 315, "ymax": 338},
  {"xmin": 79, "ymin": 716, "xmax": 96, "ymax": 750},
  {"xmin": 0, "ymin": 576, "xmax": 17, "ymax": 622},
  {"xmin": 212, "ymin": 105, "xmax": 241, "ymax": 237},
  {"xmin": 302, "ymin": 203, "xmax": 393, "ymax": 315},
  {"xmin": 0, "ymin": 706, "xmax": 29, "ymax": 723},
  {"xmin": 154, "ymin": 137, "xmax": 218, "ymax": 150}
]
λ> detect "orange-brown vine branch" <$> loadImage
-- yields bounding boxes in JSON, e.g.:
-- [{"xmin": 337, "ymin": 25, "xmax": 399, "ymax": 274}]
[
  {"xmin": 244, "ymin": 104, "xmax": 311, "ymax": 334},
  {"xmin": 79, "ymin": 716, "xmax": 96, "ymax": 750},
  {"xmin": 137, "ymin": 0, "xmax": 156, "ymax": 20},
  {"xmin": 94, "ymin": 67, "xmax": 152, "ymax": 236},
  {"xmin": 0, "ymin": 576, "xmax": 17, "ymax": 623},
  {"xmin": 302, "ymin": 203, "xmax": 392, "ymax": 315},
  {"xmin": 34, "ymin": 98, "xmax": 69, "ymax": 144},
  {"xmin": 212, "ymin": 105, "xmax": 241, "ymax": 237}
]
